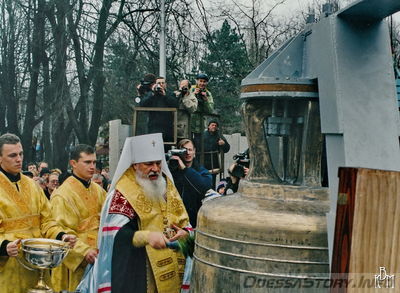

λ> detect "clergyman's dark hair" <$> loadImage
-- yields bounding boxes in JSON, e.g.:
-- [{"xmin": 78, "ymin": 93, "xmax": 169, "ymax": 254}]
[
  {"xmin": 0, "ymin": 133, "xmax": 21, "ymax": 155},
  {"xmin": 70, "ymin": 144, "xmax": 95, "ymax": 161}
]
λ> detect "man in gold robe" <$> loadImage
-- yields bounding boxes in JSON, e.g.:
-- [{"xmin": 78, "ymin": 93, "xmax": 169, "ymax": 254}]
[
  {"xmin": 77, "ymin": 133, "xmax": 191, "ymax": 293},
  {"xmin": 50, "ymin": 144, "xmax": 106, "ymax": 292},
  {"xmin": 0, "ymin": 133, "xmax": 76, "ymax": 293}
]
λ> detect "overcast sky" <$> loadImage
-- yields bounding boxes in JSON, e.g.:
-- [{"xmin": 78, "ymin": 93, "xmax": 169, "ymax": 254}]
[
  {"xmin": 275, "ymin": 0, "xmax": 400, "ymax": 22},
  {"xmin": 205, "ymin": 0, "xmax": 400, "ymax": 24}
]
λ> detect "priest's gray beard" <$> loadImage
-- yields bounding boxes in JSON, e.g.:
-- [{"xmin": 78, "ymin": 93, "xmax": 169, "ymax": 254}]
[{"xmin": 135, "ymin": 170, "xmax": 166, "ymax": 202}]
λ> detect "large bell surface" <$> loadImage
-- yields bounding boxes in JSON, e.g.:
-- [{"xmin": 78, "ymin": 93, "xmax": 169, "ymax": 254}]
[{"xmin": 191, "ymin": 180, "xmax": 330, "ymax": 292}]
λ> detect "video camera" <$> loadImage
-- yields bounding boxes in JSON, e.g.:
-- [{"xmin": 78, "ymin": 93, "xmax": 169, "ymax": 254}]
[
  {"xmin": 230, "ymin": 150, "xmax": 250, "ymax": 178},
  {"xmin": 166, "ymin": 148, "xmax": 188, "ymax": 171}
]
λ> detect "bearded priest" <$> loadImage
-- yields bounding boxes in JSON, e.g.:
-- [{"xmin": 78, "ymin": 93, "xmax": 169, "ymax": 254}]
[{"xmin": 77, "ymin": 133, "xmax": 192, "ymax": 293}]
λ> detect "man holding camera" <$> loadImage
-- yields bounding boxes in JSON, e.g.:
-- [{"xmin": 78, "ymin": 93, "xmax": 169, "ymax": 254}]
[
  {"xmin": 138, "ymin": 74, "xmax": 178, "ymax": 144},
  {"xmin": 188, "ymin": 73, "xmax": 214, "ymax": 147},
  {"xmin": 224, "ymin": 149, "xmax": 250, "ymax": 194},
  {"xmin": 175, "ymin": 79, "xmax": 198, "ymax": 139},
  {"xmin": 175, "ymin": 79, "xmax": 197, "ymax": 113},
  {"xmin": 170, "ymin": 138, "xmax": 212, "ymax": 228}
]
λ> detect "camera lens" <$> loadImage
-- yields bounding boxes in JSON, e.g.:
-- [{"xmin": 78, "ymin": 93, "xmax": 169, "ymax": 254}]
[{"xmin": 154, "ymin": 85, "xmax": 163, "ymax": 94}]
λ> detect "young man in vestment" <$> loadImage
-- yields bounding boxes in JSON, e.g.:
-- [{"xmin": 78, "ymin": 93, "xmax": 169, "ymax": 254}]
[
  {"xmin": 0, "ymin": 133, "xmax": 76, "ymax": 293},
  {"xmin": 50, "ymin": 144, "xmax": 106, "ymax": 292},
  {"xmin": 77, "ymin": 133, "xmax": 192, "ymax": 293}
]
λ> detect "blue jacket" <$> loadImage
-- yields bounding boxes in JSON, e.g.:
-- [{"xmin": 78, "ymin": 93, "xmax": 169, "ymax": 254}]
[{"xmin": 172, "ymin": 163, "xmax": 212, "ymax": 227}]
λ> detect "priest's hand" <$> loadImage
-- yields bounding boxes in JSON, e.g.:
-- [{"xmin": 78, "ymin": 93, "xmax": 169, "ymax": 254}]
[
  {"xmin": 62, "ymin": 234, "xmax": 77, "ymax": 248},
  {"xmin": 148, "ymin": 232, "xmax": 168, "ymax": 249},
  {"xmin": 6, "ymin": 239, "xmax": 21, "ymax": 257},
  {"xmin": 168, "ymin": 224, "xmax": 188, "ymax": 242},
  {"xmin": 85, "ymin": 248, "xmax": 98, "ymax": 264}
]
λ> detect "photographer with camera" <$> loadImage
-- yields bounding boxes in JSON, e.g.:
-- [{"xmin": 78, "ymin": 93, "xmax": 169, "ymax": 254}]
[
  {"xmin": 175, "ymin": 79, "xmax": 197, "ymax": 113},
  {"xmin": 136, "ymin": 73, "xmax": 156, "ymax": 97},
  {"xmin": 137, "ymin": 74, "xmax": 178, "ymax": 144},
  {"xmin": 218, "ymin": 149, "xmax": 249, "ymax": 195},
  {"xmin": 174, "ymin": 79, "xmax": 198, "ymax": 139},
  {"xmin": 188, "ymin": 73, "xmax": 215, "ymax": 146},
  {"xmin": 203, "ymin": 119, "xmax": 230, "ymax": 187},
  {"xmin": 169, "ymin": 138, "xmax": 212, "ymax": 228}
]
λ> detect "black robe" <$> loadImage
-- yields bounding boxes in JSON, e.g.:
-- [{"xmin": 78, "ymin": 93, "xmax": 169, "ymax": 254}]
[{"xmin": 112, "ymin": 218, "xmax": 147, "ymax": 293}]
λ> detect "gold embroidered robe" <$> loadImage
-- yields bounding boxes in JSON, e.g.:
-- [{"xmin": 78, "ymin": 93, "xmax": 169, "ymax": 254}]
[
  {"xmin": 116, "ymin": 168, "xmax": 189, "ymax": 293},
  {"xmin": 0, "ymin": 172, "xmax": 65, "ymax": 293},
  {"xmin": 50, "ymin": 176, "xmax": 106, "ymax": 292}
]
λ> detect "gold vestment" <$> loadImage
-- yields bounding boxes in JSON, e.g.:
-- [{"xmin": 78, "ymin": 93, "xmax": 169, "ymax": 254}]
[
  {"xmin": 116, "ymin": 168, "xmax": 189, "ymax": 293},
  {"xmin": 50, "ymin": 176, "xmax": 106, "ymax": 292},
  {"xmin": 0, "ymin": 172, "xmax": 64, "ymax": 293}
]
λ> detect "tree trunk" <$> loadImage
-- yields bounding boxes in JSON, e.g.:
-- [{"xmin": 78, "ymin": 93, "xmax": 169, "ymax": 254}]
[
  {"xmin": 2, "ymin": 0, "xmax": 19, "ymax": 135},
  {"xmin": 88, "ymin": 0, "xmax": 125, "ymax": 145},
  {"xmin": 66, "ymin": 6, "xmax": 89, "ymax": 144},
  {"xmin": 22, "ymin": 0, "xmax": 46, "ymax": 163},
  {"xmin": 52, "ymin": 109, "xmax": 71, "ymax": 170},
  {"xmin": 0, "ymin": 92, "xmax": 6, "ymax": 133}
]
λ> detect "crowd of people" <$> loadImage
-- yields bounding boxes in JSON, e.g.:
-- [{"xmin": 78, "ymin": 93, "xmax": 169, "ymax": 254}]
[
  {"xmin": 22, "ymin": 159, "xmax": 110, "ymax": 200},
  {"xmin": 0, "ymin": 73, "xmax": 250, "ymax": 293},
  {"xmin": 135, "ymin": 72, "xmax": 250, "ymax": 192},
  {"xmin": 135, "ymin": 73, "xmax": 215, "ymax": 147}
]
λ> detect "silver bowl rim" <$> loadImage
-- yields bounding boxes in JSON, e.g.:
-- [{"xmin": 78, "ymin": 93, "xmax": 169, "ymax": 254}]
[{"xmin": 21, "ymin": 238, "xmax": 70, "ymax": 252}]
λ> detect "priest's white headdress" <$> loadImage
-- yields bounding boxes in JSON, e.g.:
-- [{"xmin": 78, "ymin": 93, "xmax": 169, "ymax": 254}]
[{"xmin": 110, "ymin": 133, "xmax": 172, "ymax": 190}]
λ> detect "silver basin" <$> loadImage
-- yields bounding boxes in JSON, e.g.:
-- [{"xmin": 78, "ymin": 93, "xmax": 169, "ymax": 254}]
[{"xmin": 21, "ymin": 238, "xmax": 69, "ymax": 269}]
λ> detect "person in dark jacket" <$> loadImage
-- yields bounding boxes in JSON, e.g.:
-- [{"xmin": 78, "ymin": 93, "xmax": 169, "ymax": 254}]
[
  {"xmin": 170, "ymin": 138, "xmax": 212, "ymax": 227},
  {"xmin": 202, "ymin": 119, "xmax": 230, "ymax": 187},
  {"xmin": 139, "ymin": 76, "xmax": 178, "ymax": 144}
]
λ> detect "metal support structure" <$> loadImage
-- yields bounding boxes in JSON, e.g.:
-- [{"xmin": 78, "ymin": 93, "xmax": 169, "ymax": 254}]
[
  {"xmin": 338, "ymin": 0, "xmax": 400, "ymax": 22},
  {"xmin": 240, "ymin": 0, "xmax": 400, "ymax": 265},
  {"xmin": 159, "ymin": 0, "xmax": 166, "ymax": 78},
  {"xmin": 310, "ymin": 0, "xmax": 400, "ymax": 262}
]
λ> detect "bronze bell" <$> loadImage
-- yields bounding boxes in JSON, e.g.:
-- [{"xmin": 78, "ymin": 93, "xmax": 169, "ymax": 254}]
[{"xmin": 191, "ymin": 79, "xmax": 330, "ymax": 292}]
